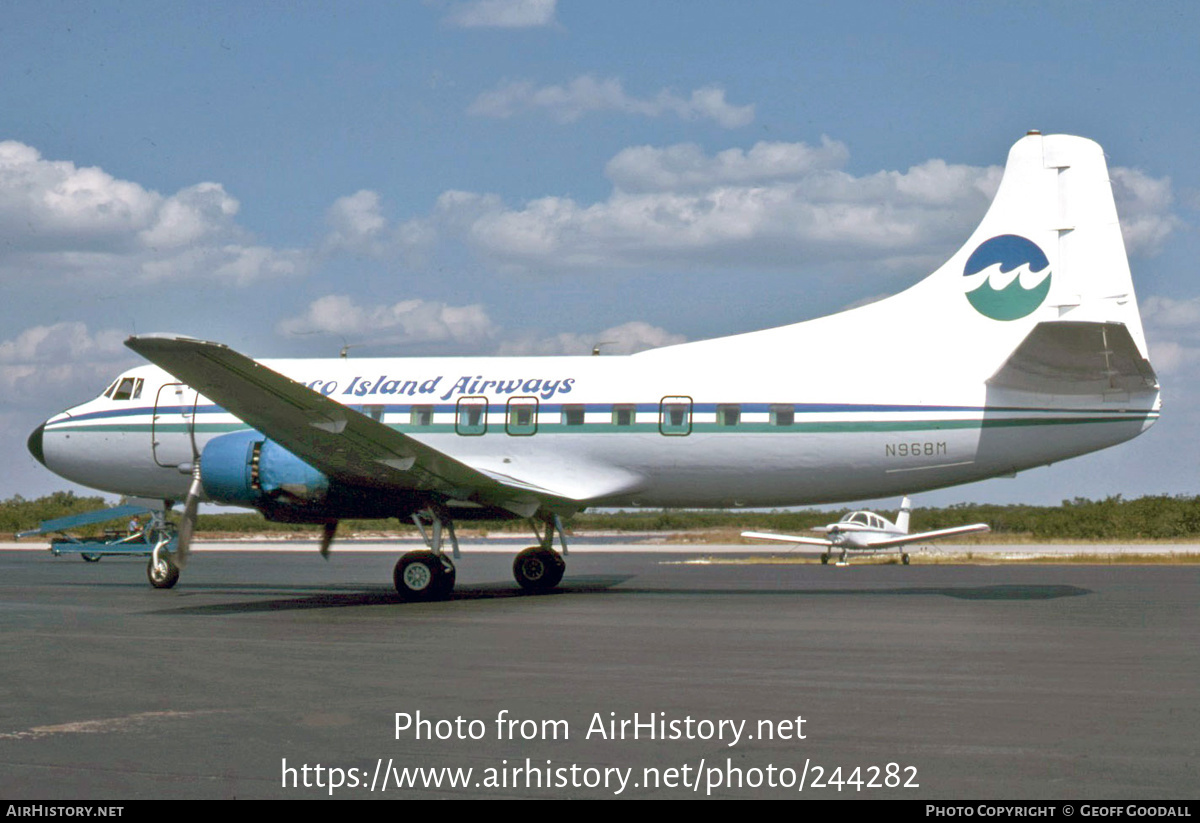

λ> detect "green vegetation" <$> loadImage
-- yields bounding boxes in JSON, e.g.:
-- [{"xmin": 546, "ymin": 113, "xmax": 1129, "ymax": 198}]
[
  {"xmin": 0, "ymin": 491, "xmax": 111, "ymax": 535},
  {"xmin": 4, "ymin": 492, "xmax": 1200, "ymax": 542}
]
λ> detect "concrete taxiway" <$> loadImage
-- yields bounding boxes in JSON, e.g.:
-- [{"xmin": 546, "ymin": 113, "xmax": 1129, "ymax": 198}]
[{"xmin": 0, "ymin": 544, "xmax": 1196, "ymax": 799}]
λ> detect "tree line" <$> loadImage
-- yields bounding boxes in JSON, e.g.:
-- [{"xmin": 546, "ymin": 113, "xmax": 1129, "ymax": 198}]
[{"xmin": 4, "ymin": 491, "xmax": 1200, "ymax": 541}]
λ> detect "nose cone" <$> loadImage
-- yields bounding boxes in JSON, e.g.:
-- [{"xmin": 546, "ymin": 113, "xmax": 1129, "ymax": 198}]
[{"xmin": 27, "ymin": 423, "xmax": 46, "ymax": 467}]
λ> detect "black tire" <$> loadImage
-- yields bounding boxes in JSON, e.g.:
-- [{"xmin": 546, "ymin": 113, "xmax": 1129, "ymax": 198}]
[
  {"xmin": 146, "ymin": 553, "xmax": 179, "ymax": 589},
  {"xmin": 81, "ymin": 553, "xmax": 102, "ymax": 563},
  {"xmin": 394, "ymin": 551, "xmax": 454, "ymax": 601},
  {"xmin": 820, "ymin": 553, "xmax": 830, "ymax": 565},
  {"xmin": 901, "ymin": 553, "xmax": 910, "ymax": 565},
  {"xmin": 513, "ymin": 546, "xmax": 565, "ymax": 593}
]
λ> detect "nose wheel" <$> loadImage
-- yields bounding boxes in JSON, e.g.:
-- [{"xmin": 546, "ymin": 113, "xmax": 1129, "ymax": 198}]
[{"xmin": 147, "ymin": 551, "xmax": 179, "ymax": 589}]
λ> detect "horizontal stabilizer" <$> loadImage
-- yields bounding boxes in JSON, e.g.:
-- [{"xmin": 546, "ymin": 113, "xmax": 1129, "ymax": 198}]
[{"xmin": 987, "ymin": 321, "xmax": 1157, "ymax": 395}]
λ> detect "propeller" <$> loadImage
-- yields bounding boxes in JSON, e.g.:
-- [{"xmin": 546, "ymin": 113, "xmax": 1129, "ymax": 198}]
[
  {"xmin": 319, "ymin": 521, "xmax": 338, "ymax": 560},
  {"xmin": 175, "ymin": 464, "xmax": 203, "ymax": 567}
]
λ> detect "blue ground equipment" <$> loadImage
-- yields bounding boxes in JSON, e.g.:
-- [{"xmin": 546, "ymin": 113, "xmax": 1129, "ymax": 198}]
[{"xmin": 18, "ymin": 505, "xmax": 177, "ymax": 562}]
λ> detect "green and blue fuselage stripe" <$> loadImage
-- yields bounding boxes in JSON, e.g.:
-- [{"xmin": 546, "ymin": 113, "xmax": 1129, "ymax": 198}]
[{"xmin": 47, "ymin": 402, "xmax": 1159, "ymax": 436}]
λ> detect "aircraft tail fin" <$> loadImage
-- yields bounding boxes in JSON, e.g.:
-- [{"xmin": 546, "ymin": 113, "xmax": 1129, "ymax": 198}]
[
  {"xmin": 895, "ymin": 496, "xmax": 911, "ymax": 534},
  {"xmin": 878, "ymin": 132, "xmax": 1156, "ymax": 385}
]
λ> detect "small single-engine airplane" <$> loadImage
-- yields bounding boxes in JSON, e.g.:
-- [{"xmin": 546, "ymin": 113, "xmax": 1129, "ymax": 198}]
[
  {"xmin": 742, "ymin": 497, "xmax": 990, "ymax": 565},
  {"xmin": 27, "ymin": 133, "xmax": 1160, "ymax": 599}
]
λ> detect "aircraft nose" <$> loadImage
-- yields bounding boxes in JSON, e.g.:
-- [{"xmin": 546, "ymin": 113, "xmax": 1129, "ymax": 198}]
[{"xmin": 27, "ymin": 422, "xmax": 46, "ymax": 467}]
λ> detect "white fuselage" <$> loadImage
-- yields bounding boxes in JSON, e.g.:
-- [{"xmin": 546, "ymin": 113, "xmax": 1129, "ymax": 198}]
[{"xmin": 35, "ymin": 336, "xmax": 1159, "ymax": 511}]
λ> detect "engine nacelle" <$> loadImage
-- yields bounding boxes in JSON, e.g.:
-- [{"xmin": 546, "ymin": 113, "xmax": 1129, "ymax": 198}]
[
  {"xmin": 200, "ymin": 430, "xmax": 330, "ymax": 509},
  {"xmin": 197, "ymin": 430, "xmax": 422, "ymax": 522}
]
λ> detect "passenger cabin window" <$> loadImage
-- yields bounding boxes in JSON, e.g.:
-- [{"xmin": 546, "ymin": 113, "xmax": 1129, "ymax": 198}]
[
  {"xmin": 612, "ymin": 404, "xmax": 636, "ymax": 427},
  {"xmin": 506, "ymin": 398, "xmax": 538, "ymax": 436},
  {"xmin": 112, "ymin": 377, "xmax": 142, "ymax": 401},
  {"xmin": 659, "ymin": 396, "xmax": 692, "ymax": 436},
  {"xmin": 410, "ymin": 405, "xmax": 433, "ymax": 427},
  {"xmin": 717, "ymin": 404, "xmax": 740, "ymax": 426},
  {"xmin": 456, "ymin": 398, "xmax": 488, "ymax": 436},
  {"xmin": 562, "ymin": 404, "xmax": 585, "ymax": 426},
  {"xmin": 770, "ymin": 404, "xmax": 795, "ymax": 426},
  {"xmin": 362, "ymin": 405, "xmax": 385, "ymax": 422}
]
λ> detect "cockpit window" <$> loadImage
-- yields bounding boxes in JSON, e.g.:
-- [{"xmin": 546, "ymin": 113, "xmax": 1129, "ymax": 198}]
[
  {"xmin": 103, "ymin": 380, "xmax": 119, "ymax": 398},
  {"xmin": 849, "ymin": 512, "xmax": 869, "ymax": 525},
  {"xmin": 111, "ymin": 377, "xmax": 143, "ymax": 401}
]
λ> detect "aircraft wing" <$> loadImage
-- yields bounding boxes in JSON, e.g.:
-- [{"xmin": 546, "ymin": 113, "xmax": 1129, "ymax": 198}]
[
  {"xmin": 125, "ymin": 335, "xmax": 625, "ymax": 517},
  {"xmin": 867, "ymin": 523, "xmax": 990, "ymax": 549},
  {"xmin": 740, "ymin": 531, "xmax": 834, "ymax": 548}
]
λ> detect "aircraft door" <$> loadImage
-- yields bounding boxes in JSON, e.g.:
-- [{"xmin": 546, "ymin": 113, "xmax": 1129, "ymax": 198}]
[{"xmin": 152, "ymin": 382, "xmax": 199, "ymax": 468}]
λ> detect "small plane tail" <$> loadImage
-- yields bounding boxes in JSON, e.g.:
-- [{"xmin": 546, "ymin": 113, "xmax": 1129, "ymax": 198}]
[{"xmin": 895, "ymin": 496, "xmax": 911, "ymax": 534}]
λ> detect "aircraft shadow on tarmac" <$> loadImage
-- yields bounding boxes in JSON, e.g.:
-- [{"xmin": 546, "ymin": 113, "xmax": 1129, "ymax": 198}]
[{"xmin": 143, "ymin": 579, "xmax": 1091, "ymax": 616}]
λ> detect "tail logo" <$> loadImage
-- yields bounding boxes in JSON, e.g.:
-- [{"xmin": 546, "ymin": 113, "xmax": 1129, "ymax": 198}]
[{"xmin": 963, "ymin": 234, "xmax": 1051, "ymax": 321}]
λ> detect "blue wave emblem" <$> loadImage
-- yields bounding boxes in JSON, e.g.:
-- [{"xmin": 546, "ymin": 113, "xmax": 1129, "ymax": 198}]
[{"xmin": 963, "ymin": 234, "xmax": 1051, "ymax": 321}]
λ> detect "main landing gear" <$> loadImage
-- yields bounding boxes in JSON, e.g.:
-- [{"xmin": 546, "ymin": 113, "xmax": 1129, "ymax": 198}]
[
  {"xmin": 393, "ymin": 510, "xmax": 461, "ymax": 601},
  {"xmin": 391, "ymin": 510, "xmax": 570, "ymax": 601},
  {"xmin": 512, "ymin": 515, "xmax": 568, "ymax": 594}
]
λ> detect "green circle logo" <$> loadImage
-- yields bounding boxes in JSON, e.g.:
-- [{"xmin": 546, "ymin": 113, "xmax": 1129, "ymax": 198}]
[{"xmin": 963, "ymin": 234, "xmax": 1051, "ymax": 321}]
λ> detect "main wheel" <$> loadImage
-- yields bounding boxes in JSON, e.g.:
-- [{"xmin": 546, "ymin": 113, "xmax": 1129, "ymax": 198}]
[
  {"xmin": 146, "ymin": 552, "xmax": 179, "ymax": 589},
  {"xmin": 394, "ymin": 551, "xmax": 455, "ymax": 601},
  {"xmin": 81, "ymin": 553, "xmax": 102, "ymax": 563},
  {"xmin": 513, "ymin": 546, "xmax": 565, "ymax": 593},
  {"xmin": 820, "ymin": 553, "xmax": 830, "ymax": 565},
  {"xmin": 901, "ymin": 553, "xmax": 911, "ymax": 565}
]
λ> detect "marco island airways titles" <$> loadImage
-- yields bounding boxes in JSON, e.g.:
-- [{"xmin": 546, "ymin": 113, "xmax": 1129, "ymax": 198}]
[{"xmin": 302, "ymin": 374, "xmax": 577, "ymax": 401}]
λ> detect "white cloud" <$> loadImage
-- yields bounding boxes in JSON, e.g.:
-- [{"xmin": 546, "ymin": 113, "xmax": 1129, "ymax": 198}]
[
  {"xmin": 605, "ymin": 138, "xmax": 851, "ymax": 193},
  {"xmin": 321, "ymin": 190, "xmax": 435, "ymax": 264},
  {"xmin": 1139, "ymin": 295, "xmax": 1200, "ymax": 377},
  {"xmin": 314, "ymin": 139, "xmax": 1181, "ymax": 283},
  {"xmin": 454, "ymin": 155, "xmax": 1004, "ymax": 273},
  {"xmin": 1111, "ymin": 167, "xmax": 1185, "ymax": 256},
  {"xmin": 0, "ymin": 322, "xmax": 134, "ymax": 402},
  {"xmin": 1142, "ymin": 295, "xmax": 1200, "ymax": 330},
  {"xmin": 496, "ymin": 321, "xmax": 686, "ymax": 356},
  {"xmin": 0, "ymin": 140, "xmax": 309, "ymax": 285},
  {"xmin": 445, "ymin": 0, "xmax": 558, "ymax": 28},
  {"xmin": 278, "ymin": 295, "xmax": 683, "ymax": 358},
  {"xmin": 276, "ymin": 295, "xmax": 497, "ymax": 346},
  {"xmin": 468, "ymin": 75, "xmax": 754, "ymax": 128}
]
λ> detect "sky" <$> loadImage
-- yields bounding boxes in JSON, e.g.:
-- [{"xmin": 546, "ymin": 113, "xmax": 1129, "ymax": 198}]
[{"xmin": 2, "ymin": 0, "xmax": 1198, "ymax": 509}]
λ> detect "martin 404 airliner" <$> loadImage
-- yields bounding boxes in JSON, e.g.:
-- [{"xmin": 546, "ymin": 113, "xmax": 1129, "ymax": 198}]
[{"xmin": 27, "ymin": 133, "xmax": 1160, "ymax": 599}]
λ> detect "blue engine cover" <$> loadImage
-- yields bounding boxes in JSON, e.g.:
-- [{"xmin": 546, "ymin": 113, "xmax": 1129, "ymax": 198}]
[{"xmin": 200, "ymin": 430, "xmax": 329, "ymax": 506}]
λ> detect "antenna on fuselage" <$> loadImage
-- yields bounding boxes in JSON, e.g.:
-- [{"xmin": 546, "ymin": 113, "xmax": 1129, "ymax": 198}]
[{"xmin": 592, "ymin": 341, "xmax": 616, "ymax": 356}]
